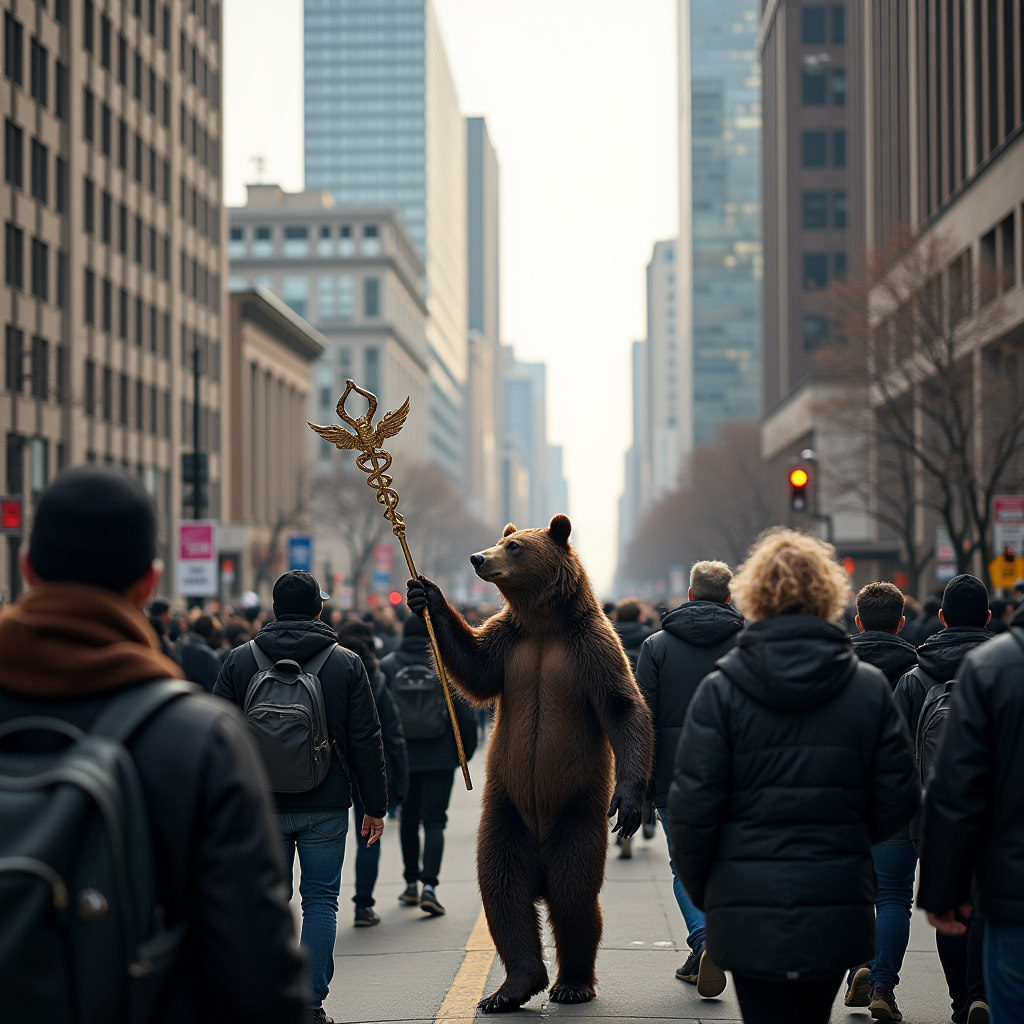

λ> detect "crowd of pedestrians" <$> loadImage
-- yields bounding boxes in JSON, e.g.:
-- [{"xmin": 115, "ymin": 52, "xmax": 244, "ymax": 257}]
[{"xmin": 0, "ymin": 468, "xmax": 1021, "ymax": 1024}]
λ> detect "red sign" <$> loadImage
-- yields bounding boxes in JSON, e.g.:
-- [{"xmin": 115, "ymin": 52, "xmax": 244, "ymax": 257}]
[
  {"xmin": 179, "ymin": 523, "xmax": 214, "ymax": 560},
  {"xmin": 1, "ymin": 498, "xmax": 22, "ymax": 532},
  {"xmin": 373, "ymin": 544, "xmax": 393, "ymax": 573}
]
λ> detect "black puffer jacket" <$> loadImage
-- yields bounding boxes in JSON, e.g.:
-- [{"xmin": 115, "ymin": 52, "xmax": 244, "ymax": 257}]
[
  {"xmin": 214, "ymin": 615, "xmax": 388, "ymax": 817},
  {"xmin": 177, "ymin": 632, "xmax": 221, "ymax": 692},
  {"xmin": 851, "ymin": 630, "xmax": 919, "ymax": 688},
  {"xmin": 636, "ymin": 600, "xmax": 744, "ymax": 806},
  {"xmin": 668, "ymin": 615, "xmax": 918, "ymax": 981},
  {"xmin": 614, "ymin": 620, "xmax": 651, "ymax": 672},
  {"xmin": 380, "ymin": 635, "xmax": 478, "ymax": 774},
  {"xmin": 918, "ymin": 624, "xmax": 1024, "ymax": 922},
  {"xmin": 893, "ymin": 627, "xmax": 993, "ymax": 738},
  {"xmin": 367, "ymin": 667, "xmax": 409, "ymax": 809}
]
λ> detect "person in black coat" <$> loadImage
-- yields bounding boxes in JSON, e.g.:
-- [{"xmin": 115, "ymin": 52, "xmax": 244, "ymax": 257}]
[
  {"xmin": 336, "ymin": 628, "xmax": 409, "ymax": 927},
  {"xmin": 918, "ymin": 605, "xmax": 1024, "ymax": 1024},
  {"xmin": 851, "ymin": 582, "xmax": 919, "ymax": 687},
  {"xmin": 636, "ymin": 560, "xmax": 743, "ymax": 991},
  {"xmin": 611, "ymin": 597, "xmax": 651, "ymax": 671},
  {"xmin": 176, "ymin": 614, "xmax": 222, "ymax": 692},
  {"xmin": 380, "ymin": 613, "xmax": 477, "ymax": 917},
  {"xmin": 214, "ymin": 571, "xmax": 387, "ymax": 1021},
  {"xmin": 669, "ymin": 529, "xmax": 918, "ymax": 1024}
]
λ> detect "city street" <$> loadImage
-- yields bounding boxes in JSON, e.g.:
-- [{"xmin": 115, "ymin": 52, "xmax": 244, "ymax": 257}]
[{"xmin": 306, "ymin": 744, "xmax": 956, "ymax": 1024}]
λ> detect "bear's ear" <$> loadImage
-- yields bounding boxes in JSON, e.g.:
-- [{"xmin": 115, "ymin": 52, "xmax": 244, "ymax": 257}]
[
  {"xmin": 502, "ymin": 523, "xmax": 518, "ymax": 538},
  {"xmin": 548, "ymin": 514, "xmax": 571, "ymax": 546}
]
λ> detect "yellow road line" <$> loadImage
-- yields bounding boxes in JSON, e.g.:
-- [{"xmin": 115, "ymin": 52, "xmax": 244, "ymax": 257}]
[{"xmin": 435, "ymin": 907, "xmax": 497, "ymax": 1022}]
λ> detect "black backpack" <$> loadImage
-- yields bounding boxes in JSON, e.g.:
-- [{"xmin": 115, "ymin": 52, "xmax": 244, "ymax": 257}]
[
  {"xmin": 916, "ymin": 677, "xmax": 954, "ymax": 790},
  {"xmin": 0, "ymin": 679, "xmax": 197, "ymax": 1023},
  {"xmin": 243, "ymin": 640, "xmax": 334, "ymax": 793},
  {"xmin": 390, "ymin": 663, "xmax": 448, "ymax": 740}
]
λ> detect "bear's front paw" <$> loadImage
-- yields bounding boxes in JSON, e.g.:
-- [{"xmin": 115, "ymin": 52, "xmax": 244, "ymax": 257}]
[
  {"xmin": 478, "ymin": 988, "xmax": 530, "ymax": 1013},
  {"xmin": 549, "ymin": 981, "xmax": 596, "ymax": 1004}
]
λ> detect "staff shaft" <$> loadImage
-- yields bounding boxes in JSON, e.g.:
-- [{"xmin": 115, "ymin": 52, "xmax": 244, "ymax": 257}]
[{"xmin": 395, "ymin": 532, "xmax": 473, "ymax": 792}]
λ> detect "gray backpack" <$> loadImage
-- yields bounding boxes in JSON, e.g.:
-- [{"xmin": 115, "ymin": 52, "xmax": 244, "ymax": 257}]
[
  {"xmin": 0, "ymin": 679, "xmax": 197, "ymax": 1023},
  {"xmin": 243, "ymin": 641, "xmax": 334, "ymax": 793}
]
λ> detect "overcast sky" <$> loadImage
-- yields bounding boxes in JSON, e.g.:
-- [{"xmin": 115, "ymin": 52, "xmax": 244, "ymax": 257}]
[{"xmin": 224, "ymin": 0, "xmax": 678, "ymax": 591}]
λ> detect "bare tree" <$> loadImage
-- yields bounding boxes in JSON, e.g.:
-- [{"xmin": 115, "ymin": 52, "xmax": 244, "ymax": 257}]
[{"xmin": 252, "ymin": 474, "xmax": 308, "ymax": 589}]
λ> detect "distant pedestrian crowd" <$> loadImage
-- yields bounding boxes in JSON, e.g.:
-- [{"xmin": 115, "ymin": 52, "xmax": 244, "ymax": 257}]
[{"xmin": 0, "ymin": 467, "xmax": 1021, "ymax": 1024}]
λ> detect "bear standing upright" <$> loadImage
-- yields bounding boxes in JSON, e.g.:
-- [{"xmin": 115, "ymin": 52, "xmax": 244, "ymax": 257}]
[{"xmin": 406, "ymin": 514, "xmax": 654, "ymax": 1012}]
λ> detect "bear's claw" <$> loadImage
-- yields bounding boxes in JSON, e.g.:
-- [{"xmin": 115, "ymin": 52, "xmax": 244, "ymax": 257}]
[
  {"xmin": 548, "ymin": 982, "xmax": 596, "ymax": 1004},
  {"xmin": 477, "ymin": 990, "xmax": 528, "ymax": 1014}
]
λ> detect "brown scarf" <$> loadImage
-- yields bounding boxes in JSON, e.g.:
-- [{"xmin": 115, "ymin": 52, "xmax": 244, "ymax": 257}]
[{"xmin": 0, "ymin": 582, "xmax": 183, "ymax": 697}]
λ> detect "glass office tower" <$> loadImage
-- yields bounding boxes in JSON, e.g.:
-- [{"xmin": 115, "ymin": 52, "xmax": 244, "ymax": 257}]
[{"xmin": 304, "ymin": 0, "xmax": 467, "ymax": 480}]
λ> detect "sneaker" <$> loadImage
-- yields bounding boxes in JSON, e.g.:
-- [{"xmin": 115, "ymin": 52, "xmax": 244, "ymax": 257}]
[
  {"xmin": 399, "ymin": 883, "xmax": 419, "ymax": 905},
  {"xmin": 618, "ymin": 836, "xmax": 633, "ymax": 859},
  {"xmin": 845, "ymin": 965, "xmax": 872, "ymax": 1007},
  {"xmin": 696, "ymin": 950, "xmax": 727, "ymax": 998},
  {"xmin": 967, "ymin": 1000, "xmax": 990, "ymax": 1024},
  {"xmin": 308, "ymin": 1009, "xmax": 334, "ymax": 1024},
  {"xmin": 642, "ymin": 821, "xmax": 656, "ymax": 840},
  {"xmin": 868, "ymin": 985, "xmax": 903, "ymax": 1021},
  {"xmin": 354, "ymin": 906, "xmax": 380, "ymax": 927},
  {"xmin": 675, "ymin": 950, "xmax": 700, "ymax": 984},
  {"xmin": 419, "ymin": 885, "xmax": 446, "ymax": 916}
]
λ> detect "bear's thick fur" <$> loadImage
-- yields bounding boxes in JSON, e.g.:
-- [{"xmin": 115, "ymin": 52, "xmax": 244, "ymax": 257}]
[{"xmin": 409, "ymin": 515, "xmax": 653, "ymax": 1012}]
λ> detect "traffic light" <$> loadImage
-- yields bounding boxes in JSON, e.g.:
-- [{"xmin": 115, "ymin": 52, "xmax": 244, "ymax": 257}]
[{"xmin": 789, "ymin": 467, "xmax": 809, "ymax": 512}]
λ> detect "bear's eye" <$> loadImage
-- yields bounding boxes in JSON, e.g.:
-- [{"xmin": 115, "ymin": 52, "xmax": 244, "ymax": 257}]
[{"xmin": 506, "ymin": 540, "xmax": 520, "ymax": 551}]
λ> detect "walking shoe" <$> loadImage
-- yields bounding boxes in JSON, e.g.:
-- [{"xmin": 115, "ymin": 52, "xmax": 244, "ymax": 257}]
[
  {"xmin": 618, "ymin": 835, "xmax": 633, "ymax": 859},
  {"xmin": 696, "ymin": 950, "xmax": 727, "ymax": 998},
  {"xmin": 353, "ymin": 907, "xmax": 380, "ymax": 927},
  {"xmin": 868, "ymin": 985, "xmax": 903, "ymax": 1021},
  {"xmin": 399, "ymin": 883, "xmax": 419, "ymax": 905},
  {"xmin": 675, "ymin": 950, "xmax": 700, "ymax": 984},
  {"xmin": 642, "ymin": 821, "xmax": 656, "ymax": 840},
  {"xmin": 966, "ymin": 1000, "xmax": 990, "ymax": 1024},
  {"xmin": 308, "ymin": 1009, "xmax": 334, "ymax": 1024},
  {"xmin": 419, "ymin": 885, "xmax": 446, "ymax": 916},
  {"xmin": 845, "ymin": 965, "xmax": 872, "ymax": 1007}
]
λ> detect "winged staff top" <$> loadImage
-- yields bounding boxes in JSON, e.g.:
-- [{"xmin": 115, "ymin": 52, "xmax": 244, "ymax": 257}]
[{"xmin": 308, "ymin": 379, "xmax": 411, "ymax": 452}]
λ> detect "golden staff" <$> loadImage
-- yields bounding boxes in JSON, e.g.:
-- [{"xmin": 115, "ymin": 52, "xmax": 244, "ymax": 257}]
[{"xmin": 309, "ymin": 380, "xmax": 473, "ymax": 791}]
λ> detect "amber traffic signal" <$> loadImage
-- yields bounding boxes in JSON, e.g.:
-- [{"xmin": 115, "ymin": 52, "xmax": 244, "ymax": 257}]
[{"xmin": 789, "ymin": 466, "xmax": 809, "ymax": 511}]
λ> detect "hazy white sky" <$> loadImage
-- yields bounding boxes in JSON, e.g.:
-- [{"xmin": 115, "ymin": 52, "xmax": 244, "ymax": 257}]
[{"xmin": 224, "ymin": 0, "xmax": 678, "ymax": 591}]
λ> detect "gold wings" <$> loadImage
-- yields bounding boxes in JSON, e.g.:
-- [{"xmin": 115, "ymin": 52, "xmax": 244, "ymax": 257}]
[
  {"xmin": 307, "ymin": 422, "xmax": 362, "ymax": 449},
  {"xmin": 373, "ymin": 397, "xmax": 410, "ymax": 444},
  {"xmin": 307, "ymin": 396, "xmax": 410, "ymax": 451}
]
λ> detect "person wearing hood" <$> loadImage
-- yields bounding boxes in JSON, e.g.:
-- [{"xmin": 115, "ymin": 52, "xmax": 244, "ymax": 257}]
[
  {"xmin": 842, "ymin": 581, "xmax": 920, "ymax": 1019},
  {"xmin": 214, "ymin": 571, "xmax": 388, "ymax": 1024},
  {"xmin": 893, "ymin": 574, "xmax": 993, "ymax": 1024},
  {"xmin": 0, "ymin": 468, "xmax": 306, "ymax": 1022},
  {"xmin": 636, "ymin": 560, "xmax": 743, "ymax": 995},
  {"xmin": 668, "ymin": 529, "xmax": 918, "ymax": 1024},
  {"xmin": 612, "ymin": 597, "xmax": 651, "ymax": 671}
]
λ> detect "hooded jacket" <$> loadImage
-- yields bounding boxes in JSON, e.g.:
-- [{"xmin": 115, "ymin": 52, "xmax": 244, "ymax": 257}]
[
  {"xmin": 380, "ymin": 634, "xmax": 478, "ymax": 774},
  {"xmin": 851, "ymin": 630, "xmax": 919, "ymax": 688},
  {"xmin": 893, "ymin": 627, "xmax": 993, "ymax": 739},
  {"xmin": 668, "ymin": 615, "xmax": 918, "ymax": 981},
  {"xmin": 214, "ymin": 615, "xmax": 388, "ymax": 818},
  {"xmin": 635, "ymin": 600, "xmax": 744, "ymax": 806},
  {"xmin": 0, "ymin": 584, "xmax": 306, "ymax": 1023},
  {"xmin": 613, "ymin": 620, "xmax": 651, "ymax": 672}
]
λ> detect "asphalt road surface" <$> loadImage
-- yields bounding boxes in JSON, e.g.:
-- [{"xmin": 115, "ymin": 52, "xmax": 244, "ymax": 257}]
[{"xmin": 294, "ymin": 744, "xmax": 957, "ymax": 1024}]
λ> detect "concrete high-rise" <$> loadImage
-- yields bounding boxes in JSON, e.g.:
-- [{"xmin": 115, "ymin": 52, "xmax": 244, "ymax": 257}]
[{"xmin": 303, "ymin": 0, "xmax": 467, "ymax": 484}]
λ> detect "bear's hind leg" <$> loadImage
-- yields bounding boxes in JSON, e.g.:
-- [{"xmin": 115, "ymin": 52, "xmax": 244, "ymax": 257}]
[
  {"xmin": 476, "ymin": 790, "xmax": 548, "ymax": 1013},
  {"xmin": 541, "ymin": 797, "xmax": 607, "ymax": 1004}
]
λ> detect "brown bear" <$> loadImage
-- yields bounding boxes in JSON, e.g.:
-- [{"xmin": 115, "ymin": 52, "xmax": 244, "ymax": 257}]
[{"xmin": 406, "ymin": 514, "xmax": 653, "ymax": 1013}]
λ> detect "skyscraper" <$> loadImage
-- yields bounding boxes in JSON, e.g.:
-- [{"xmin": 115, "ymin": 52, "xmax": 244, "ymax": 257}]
[
  {"xmin": 304, "ymin": 0, "xmax": 467, "ymax": 482},
  {"xmin": 679, "ymin": 0, "xmax": 761, "ymax": 447}
]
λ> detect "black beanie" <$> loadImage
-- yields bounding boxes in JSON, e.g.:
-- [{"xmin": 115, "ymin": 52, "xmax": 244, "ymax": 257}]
[
  {"xmin": 29, "ymin": 467, "xmax": 157, "ymax": 592},
  {"xmin": 941, "ymin": 574, "xmax": 990, "ymax": 628},
  {"xmin": 403, "ymin": 612, "xmax": 429, "ymax": 639}
]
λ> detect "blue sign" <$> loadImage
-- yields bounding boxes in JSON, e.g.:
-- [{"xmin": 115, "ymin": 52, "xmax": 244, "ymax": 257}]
[
  {"xmin": 372, "ymin": 569, "xmax": 390, "ymax": 587},
  {"xmin": 288, "ymin": 535, "xmax": 312, "ymax": 572}
]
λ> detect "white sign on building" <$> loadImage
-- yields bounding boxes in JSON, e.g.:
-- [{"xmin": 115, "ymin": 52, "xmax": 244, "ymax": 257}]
[{"xmin": 176, "ymin": 520, "xmax": 219, "ymax": 597}]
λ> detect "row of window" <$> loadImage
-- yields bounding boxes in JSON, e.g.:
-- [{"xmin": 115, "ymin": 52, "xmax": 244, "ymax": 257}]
[
  {"xmin": 84, "ymin": 359, "xmax": 174, "ymax": 438},
  {"xmin": 179, "ymin": 251, "xmax": 220, "ymax": 311},
  {"xmin": 84, "ymin": 0, "xmax": 169, "ymax": 53},
  {"xmin": 81, "ymin": 270, "xmax": 176, "ymax": 348},
  {"xmin": 83, "ymin": 177, "xmax": 170, "ymax": 273},
  {"xmin": 800, "ymin": 6, "xmax": 845, "ymax": 46},
  {"xmin": 177, "ymin": 29, "xmax": 218, "ymax": 104},
  {"xmin": 5, "ymin": 121, "xmax": 64, "ymax": 208},
  {"xmin": 180, "ymin": 398, "xmax": 220, "ymax": 451},
  {"xmin": 802, "ymin": 67, "xmax": 845, "ymax": 107},
  {"xmin": 5, "ymin": 224, "xmax": 66, "ymax": 306},
  {"xmin": 803, "ymin": 252, "xmax": 848, "ymax": 290},
  {"xmin": 179, "ymin": 103, "xmax": 220, "ymax": 174},
  {"xmin": 179, "ymin": 325, "xmax": 220, "ymax": 382},
  {"xmin": 229, "ymin": 222, "xmax": 381, "ymax": 259},
  {"xmin": 4, "ymin": 14, "xmax": 62, "ymax": 110},
  {"xmin": 5, "ymin": 327, "xmax": 67, "ymax": 403},
  {"xmin": 180, "ymin": 178, "xmax": 220, "ymax": 242},
  {"xmin": 802, "ymin": 129, "xmax": 846, "ymax": 168},
  {"xmin": 235, "ymin": 273, "xmax": 381, "ymax": 322},
  {"xmin": 83, "ymin": 93, "xmax": 172, "ymax": 192},
  {"xmin": 88, "ymin": 14, "xmax": 168, "ymax": 114},
  {"xmin": 802, "ymin": 191, "xmax": 847, "ymax": 229}
]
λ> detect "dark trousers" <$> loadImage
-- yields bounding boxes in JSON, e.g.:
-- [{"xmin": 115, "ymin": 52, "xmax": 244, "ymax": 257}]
[
  {"xmin": 936, "ymin": 910, "xmax": 986, "ymax": 1021},
  {"xmin": 350, "ymin": 793, "xmax": 380, "ymax": 909},
  {"xmin": 400, "ymin": 768, "xmax": 455, "ymax": 887},
  {"xmin": 733, "ymin": 974, "xmax": 843, "ymax": 1024}
]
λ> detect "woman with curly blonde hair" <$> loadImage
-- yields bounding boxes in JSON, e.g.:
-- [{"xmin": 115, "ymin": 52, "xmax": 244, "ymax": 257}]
[{"xmin": 667, "ymin": 529, "xmax": 918, "ymax": 1024}]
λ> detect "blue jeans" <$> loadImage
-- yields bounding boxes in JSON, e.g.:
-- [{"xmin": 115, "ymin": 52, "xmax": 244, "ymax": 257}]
[
  {"xmin": 350, "ymin": 793, "xmax": 380, "ymax": 909},
  {"xmin": 657, "ymin": 808, "xmax": 706, "ymax": 953},
  {"xmin": 279, "ymin": 810, "xmax": 349, "ymax": 1008},
  {"xmin": 984, "ymin": 921, "xmax": 1024, "ymax": 1024},
  {"xmin": 869, "ymin": 836, "xmax": 918, "ymax": 991}
]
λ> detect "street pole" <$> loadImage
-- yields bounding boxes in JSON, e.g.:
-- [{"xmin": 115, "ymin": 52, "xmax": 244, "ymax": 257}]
[{"xmin": 193, "ymin": 342, "xmax": 202, "ymax": 521}]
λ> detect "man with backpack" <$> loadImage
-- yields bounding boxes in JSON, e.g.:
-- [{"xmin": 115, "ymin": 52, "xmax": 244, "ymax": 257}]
[
  {"xmin": 380, "ymin": 613, "xmax": 477, "ymax": 916},
  {"xmin": 918, "ymin": 603, "xmax": 1024, "ymax": 1024},
  {"xmin": 893, "ymin": 574, "xmax": 993, "ymax": 1024},
  {"xmin": 0, "ymin": 467, "xmax": 306, "ymax": 1023},
  {"xmin": 214, "ymin": 570, "xmax": 387, "ymax": 1024}
]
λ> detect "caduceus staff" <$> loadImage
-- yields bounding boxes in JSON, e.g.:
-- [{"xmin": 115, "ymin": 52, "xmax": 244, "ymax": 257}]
[{"xmin": 309, "ymin": 380, "xmax": 472, "ymax": 791}]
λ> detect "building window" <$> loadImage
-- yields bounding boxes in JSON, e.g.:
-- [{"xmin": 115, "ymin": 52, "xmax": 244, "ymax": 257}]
[
  {"xmin": 5, "ymin": 119, "xmax": 23, "ymax": 188},
  {"xmin": 831, "ymin": 68, "xmax": 846, "ymax": 106},
  {"xmin": 803, "ymin": 254, "xmax": 829, "ymax": 289},
  {"xmin": 338, "ymin": 224, "xmax": 354, "ymax": 256},
  {"xmin": 5, "ymin": 222, "xmax": 24, "ymax": 288},
  {"xmin": 30, "ymin": 336, "xmax": 48, "ymax": 400},
  {"xmin": 118, "ymin": 288, "xmax": 128, "ymax": 339},
  {"xmin": 99, "ymin": 14, "xmax": 111, "ymax": 67},
  {"xmin": 5, "ymin": 326, "xmax": 24, "ymax": 391},
  {"xmin": 833, "ymin": 252, "xmax": 847, "ymax": 280},
  {"xmin": 30, "ymin": 140, "xmax": 47, "ymax": 202},
  {"xmin": 363, "ymin": 277, "xmax": 380, "ymax": 318},
  {"xmin": 54, "ymin": 61, "xmax": 68, "ymax": 119},
  {"xmin": 83, "ymin": 0, "xmax": 94, "ymax": 51},
  {"xmin": 803, "ymin": 315, "xmax": 830, "ymax": 350},
  {"xmin": 800, "ymin": 6, "xmax": 827, "ymax": 44},
  {"xmin": 252, "ymin": 225, "xmax": 273, "ymax": 258},
  {"xmin": 84, "ymin": 360, "xmax": 95, "ymax": 414},
  {"xmin": 29, "ymin": 38, "xmax": 47, "ymax": 106},
  {"xmin": 83, "ymin": 177, "xmax": 95, "ymax": 233},
  {"xmin": 282, "ymin": 276, "xmax": 309, "ymax": 318},
  {"xmin": 5, "ymin": 12, "xmax": 24, "ymax": 85},
  {"xmin": 361, "ymin": 224, "xmax": 381, "ymax": 256},
  {"xmin": 833, "ymin": 129, "xmax": 846, "ymax": 167},
  {"xmin": 831, "ymin": 5, "xmax": 845, "ymax": 43},
  {"xmin": 317, "ymin": 276, "xmax": 334, "ymax": 319},
  {"xmin": 802, "ymin": 192, "xmax": 828, "ymax": 229},
  {"xmin": 339, "ymin": 347, "xmax": 353, "ymax": 381},
  {"xmin": 83, "ymin": 268, "xmax": 95, "ymax": 324},
  {"xmin": 317, "ymin": 224, "xmax": 333, "ymax": 256},
  {"xmin": 337, "ymin": 275, "xmax": 354, "ymax": 319},
  {"xmin": 102, "ymin": 366, "xmax": 112, "ymax": 421},
  {"xmin": 365, "ymin": 347, "xmax": 380, "ymax": 395},
  {"xmin": 101, "ymin": 191, "xmax": 112, "ymax": 243},
  {"xmin": 283, "ymin": 225, "xmax": 309, "ymax": 258},
  {"xmin": 83, "ymin": 87, "xmax": 94, "ymax": 141},
  {"xmin": 833, "ymin": 191, "xmax": 847, "ymax": 228},
  {"xmin": 101, "ymin": 278, "xmax": 113, "ymax": 332},
  {"xmin": 30, "ymin": 238, "xmax": 48, "ymax": 299},
  {"xmin": 801, "ymin": 69, "xmax": 826, "ymax": 105},
  {"xmin": 56, "ymin": 251, "xmax": 68, "ymax": 307},
  {"xmin": 228, "ymin": 225, "xmax": 245, "ymax": 259},
  {"xmin": 802, "ymin": 130, "xmax": 827, "ymax": 167}
]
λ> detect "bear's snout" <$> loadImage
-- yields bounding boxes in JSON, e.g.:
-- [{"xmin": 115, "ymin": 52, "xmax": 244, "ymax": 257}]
[{"xmin": 470, "ymin": 553, "xmax": 486, "ymax": 568}]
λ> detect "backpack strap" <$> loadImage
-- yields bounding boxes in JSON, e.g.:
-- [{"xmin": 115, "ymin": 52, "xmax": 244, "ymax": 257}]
[
  {"xmin": 89, "ymin": 679, "xmax": 200, "ymax": 745},
  {"xmin": 303, "ymin": 643, "xmax": 336, "ymax": 677},
  {"xmin": 248, "ymin": 638, "xmax": 274, "ymax": 673}
]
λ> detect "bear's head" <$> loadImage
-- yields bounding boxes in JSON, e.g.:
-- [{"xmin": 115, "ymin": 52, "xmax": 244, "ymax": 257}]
[{"xmin": 469, "ymin": 515, "xmax": 589, "ymax": 614}]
